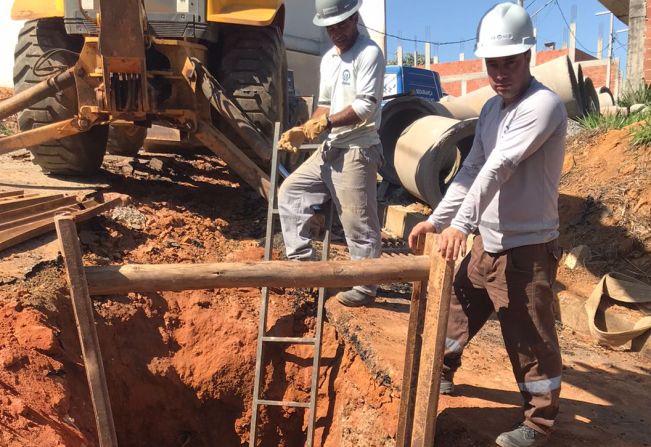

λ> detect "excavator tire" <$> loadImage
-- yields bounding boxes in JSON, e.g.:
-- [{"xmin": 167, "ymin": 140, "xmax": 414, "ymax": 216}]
[
  {"xmin": 106, "ymin": 125, "xmax": 147, "ymax": 156},
  {"xmin": 13, "ymin": 18, "xmax": 108, "ymax": 175},
  {"xmin": 215, "ymin": 24, "xmax": 287, "ymax": 161}
]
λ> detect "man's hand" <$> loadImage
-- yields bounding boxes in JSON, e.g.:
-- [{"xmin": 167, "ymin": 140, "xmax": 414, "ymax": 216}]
[
  {"xmin": 302, "ymin": 114, "xmax": 329, "ymax": 141},
  {"xmin": 438, "ymin": 227, "xmax": 468, "ymax": 261},
  {"xmin": 408, "ymin": 221, "xmax": 437, "ymax": 251},
  {"xmin": 278, "ymin": 127, "xmax": 307, "ymax": 153}
]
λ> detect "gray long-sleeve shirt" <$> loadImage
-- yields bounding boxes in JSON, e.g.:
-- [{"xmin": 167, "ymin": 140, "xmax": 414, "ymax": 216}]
[{"xmin": 428, "ymin": 79, "xmax": 567, "ymax": 253}]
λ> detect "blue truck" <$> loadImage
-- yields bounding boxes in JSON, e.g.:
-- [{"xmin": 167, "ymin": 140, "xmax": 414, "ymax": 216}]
[{"xmin": 383, "ymin": 65, "xmax": 444, "ymax": 104}]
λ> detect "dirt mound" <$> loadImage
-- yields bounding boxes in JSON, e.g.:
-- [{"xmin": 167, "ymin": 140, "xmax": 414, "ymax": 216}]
[{"xmin": 558, "ymin": 127, "xmax": 651, "ymax": 295}]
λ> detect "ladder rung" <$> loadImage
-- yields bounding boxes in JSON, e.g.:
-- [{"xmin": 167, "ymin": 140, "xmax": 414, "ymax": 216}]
[
  {"xmin": 257, "ymin": 399, "xmax": 310, "ymax": 408},
  {"xmin": 262, "ymin": 336, "xmax": 316, "ymax": 345}
]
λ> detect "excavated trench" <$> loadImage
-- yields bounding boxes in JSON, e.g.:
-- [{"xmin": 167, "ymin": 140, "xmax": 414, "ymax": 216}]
[{"xmin": 3, "ymin": 266, "xmax": 401, "ymax": 447}]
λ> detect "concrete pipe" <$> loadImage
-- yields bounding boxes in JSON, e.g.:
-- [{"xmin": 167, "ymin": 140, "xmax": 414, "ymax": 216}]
[
  {"xmin": 533, "ymin": 57, "xmax": 582, "ymax": 118},
  {"xmin": 436, "ymin": 56, "xmax": 583, "ymax": 120},
  {"xmin": 583, "ymin": 78, "xmax": 600, "ymax": 115},
  {"xmin": 379, "ymin": 96, "xmax": 442, "ymax": 185},
  {"xmin": 598, "ymin": 86, "xmax": 615, "ymax": 108},
  {"xmin": 394, "ymin": 115, "xmax": 478, "ymax": 207},
  {"xmin": 575, "ymin": 64, "xmax": 588, "ymax": 117}
]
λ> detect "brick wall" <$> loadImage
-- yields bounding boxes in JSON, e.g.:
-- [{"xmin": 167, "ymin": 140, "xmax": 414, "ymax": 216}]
[
  {"xmin": 429, "ymin": 59, "xmax": 483, "ymax": 76},
  {"xmin": 582, "ymin": 61, "xmax": 619, "ymax": 90},
  {"xmin": 442, "ymin": 81, "xmax": 462, "ymax": 97}
]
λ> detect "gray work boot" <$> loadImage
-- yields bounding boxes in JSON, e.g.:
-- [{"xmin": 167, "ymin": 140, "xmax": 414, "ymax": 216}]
[
  {"xmin": 496, "ymin": 424, "xmax": 548, "ymax": 447},
  {"xmin": 336, "ymin": 289, "xmax": 375, "ymax": 307}
]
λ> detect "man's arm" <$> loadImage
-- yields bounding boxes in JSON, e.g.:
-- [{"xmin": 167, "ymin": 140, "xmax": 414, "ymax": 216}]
[{"xmin": 450, "ymin": 93, "xmax": 566, "ymax": 235}]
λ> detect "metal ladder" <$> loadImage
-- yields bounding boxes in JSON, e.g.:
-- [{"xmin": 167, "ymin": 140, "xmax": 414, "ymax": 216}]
[{"xmin": 249, "ymin": 125, "xmax": 333, "ymax": 447}]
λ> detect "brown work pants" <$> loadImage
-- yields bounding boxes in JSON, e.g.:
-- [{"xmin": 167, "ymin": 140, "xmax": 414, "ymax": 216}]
[{"xmin": 443, "ymin": 235, "xmax": 562, "ymax": 434}]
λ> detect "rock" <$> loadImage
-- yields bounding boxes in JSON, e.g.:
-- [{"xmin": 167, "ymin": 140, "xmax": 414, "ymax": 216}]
[
  {"xmin": 149, "ymin": 158, "xmax": 165, "ymax": 172},
  {"xmin": 564, "ymin": 245, "xmax": 591, "ymax": 270},
  {"xmin": 629, "ymin": 103, "xmax": 647, "ymax": 114},
  {"xmin": 121, "ymin": 163, "xmax": 134, "ymax": 176},
  {"xmin": 601, "ymin": 105, "xmax": 628, "ymax": 116}
]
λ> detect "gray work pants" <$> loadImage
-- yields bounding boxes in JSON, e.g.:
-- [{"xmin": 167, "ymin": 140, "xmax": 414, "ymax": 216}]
[{"xmin": 278, "ymin": 143, "xmax": 383, "ymax": 296}]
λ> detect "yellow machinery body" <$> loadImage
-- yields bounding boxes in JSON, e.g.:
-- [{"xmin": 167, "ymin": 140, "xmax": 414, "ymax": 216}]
[{"xmin": 11, "ymin": 0, "xmax": 284, "ymax": 26}]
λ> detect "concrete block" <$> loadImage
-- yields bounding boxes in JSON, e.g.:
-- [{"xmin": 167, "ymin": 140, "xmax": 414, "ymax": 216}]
[
  {"xmin": 381, "ymin": 204, "xmax": 428, "ymax": 240},
  {"xmin": 630, "ymin": 103, "xmax": 647, "ymax": 114},
  {"xmin": 564, "ymin": 245, "xmax": 591, "ymax": 270}
]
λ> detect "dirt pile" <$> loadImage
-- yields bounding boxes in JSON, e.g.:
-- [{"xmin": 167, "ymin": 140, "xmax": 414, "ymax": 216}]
[
  {"xmin": 0, "ymin": 151, "xmax": 398, "ymax": 447},
  {"xmin": 557, "ymin": 126, "xmax": 651, "ymax": 296}
]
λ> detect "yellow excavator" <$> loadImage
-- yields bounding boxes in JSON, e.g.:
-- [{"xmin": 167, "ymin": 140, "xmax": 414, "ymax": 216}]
[{"xmin": 2, "ymin": 0, "xmax": 286, "ymax": 196}]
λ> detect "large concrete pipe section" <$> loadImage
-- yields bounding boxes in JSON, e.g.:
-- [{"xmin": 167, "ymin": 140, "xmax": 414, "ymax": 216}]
[
  {"xmin": 379, "ymin": 96, "xmax": 442, "ymax": 185},
  {"xmin": 575, "ymin": 64, "xmax": 588, "ymax": 117},
  {"xmin": 583, "ymin": 78, "xmax": 600, "ymax": 114},
  {"xmin": 598, "ymin": 86, "xmax": 615, "ymax": 109},
  {"xmin": 435, "ymin": 56, "xmax": 583, "ymax": 120},
  {"xmin": 394, "ymin": 115, "xmax": 477, "ymax": 207}
]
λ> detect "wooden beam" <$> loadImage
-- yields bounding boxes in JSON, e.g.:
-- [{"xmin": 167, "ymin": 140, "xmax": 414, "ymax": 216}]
[
  {"xmin": 0, "ymin": 190, "xmax": 25, "ymax": 199},
  {"xmin": 85, "ymin": 255, "xmax": 431, "ymax": 295},
  {"xmin": 195, "ymin": 120, "xmax": 271, "ymax": 200},
  {"xmin": 0, "ymin": 195, "xmax": 78, "ymax": 223},
  {"xmin": 396, "ymin": 234, "xmax": 432, "ymax": 446},
  {"xmin": 0, "ymin": 118, "xmax": 83, "ymax": 156},
  {"xmin": 0, "ymin": 196, "xmax": 124, "ymax": 252},
  {"xmin": 54, "ymin": 214, "xmax": 118, "ymax": 447},
  {"xmin": 0, "ymin": 205, "xmax": 79, "ymax": 232},
  {"xmin": 410, "ymin": 233, "xmax": 454, "ymax": 446},
  {"xmin": 0, "ymin": 194, "xmax": 64, "ymax": 213}
]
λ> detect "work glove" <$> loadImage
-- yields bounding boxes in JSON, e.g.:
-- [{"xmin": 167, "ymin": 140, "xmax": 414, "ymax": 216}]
[
  {"xmin": 278, "ymin": 127, "xmax": 307, "ymax": 153},
  {"xmin": 302, "ymin": 114, "xmax": 330, "ymax": 141}
]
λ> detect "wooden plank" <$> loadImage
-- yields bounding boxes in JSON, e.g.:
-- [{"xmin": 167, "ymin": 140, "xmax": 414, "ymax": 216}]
[
  {"xmin": 0, "ymin": 195, "xmax": 78, "ymax": 223},
  {"xmin": 396, "ymin": 234, "xmax": 432, "ymax": 446},
  {"xmin": 0, "ymin": 196, "xmax": 124, "ymax": 252},
  {"xmin": 54, "ymin": 215, "xmax": 118, "ymax": 447},
  {"xmin": 0, "ymin": 190, "xmax": 24, "ymax": 199},
  {"xmin": 0, "ymin": 205, "xmax": 79, "ymax": 232},
  {"xmin": 0, "ymin": 193, "xmax": 37, "ymax": 203},
  {"xmin": 411, "ymin": 233, "xmax": 455, "ymax": 446},
  {"xmin": 84, "ymin": 255, "xmax": 431, "ymax": 295},
  {"xmin": 195, "ymin": 120, "xmax": 271, "ymax": 201},
  {"xmin": 0, "ymin": 194, "xmax": 64, "ymax": 213}
]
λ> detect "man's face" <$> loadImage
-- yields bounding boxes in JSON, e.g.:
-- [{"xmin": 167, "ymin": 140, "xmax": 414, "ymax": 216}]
[
  {"xmin": 326, "ymin": 14, "xmax": 359, "ymax": 53},
  {"xmin": 485, "ymin": 51, "xmax": 531, "ymax": 103}
]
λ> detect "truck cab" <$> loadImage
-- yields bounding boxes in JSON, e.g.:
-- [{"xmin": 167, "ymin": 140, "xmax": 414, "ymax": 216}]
[{"xmin": 383, "ymin": 65, "xmax": 444, "ymax": 104}]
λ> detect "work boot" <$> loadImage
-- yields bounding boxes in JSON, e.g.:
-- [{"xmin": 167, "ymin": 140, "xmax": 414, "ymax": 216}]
[
  {"xmin": 440, "ymin": 377, "xmax": 454, "ymax": 395},
  {"xmin": 495, "ymin": 424, "xmax": 548, "ymax": 447},
  {"xmin": 336, "ymin": 289, "xmax": 375, "ymax": 307}
]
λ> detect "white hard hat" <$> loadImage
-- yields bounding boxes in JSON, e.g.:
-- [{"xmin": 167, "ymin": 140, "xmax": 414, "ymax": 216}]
[
  {"xmin": 313, "ymin": 0, "xmax": 362, "ymax": 27},
  {"xmin": 475, "ymin": 2, "xmax": 536, "ymax": 58}
]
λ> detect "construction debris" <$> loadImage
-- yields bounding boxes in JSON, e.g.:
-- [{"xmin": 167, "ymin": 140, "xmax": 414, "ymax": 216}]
[{"xmin": 0, "ymin": 190, "xmax": 128, "ymax": 253}]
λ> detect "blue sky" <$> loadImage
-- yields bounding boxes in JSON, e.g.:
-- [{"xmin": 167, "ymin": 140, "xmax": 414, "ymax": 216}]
[{"xmin": 385, "ymin": 0, "xmax": 629, "ymax": 73}]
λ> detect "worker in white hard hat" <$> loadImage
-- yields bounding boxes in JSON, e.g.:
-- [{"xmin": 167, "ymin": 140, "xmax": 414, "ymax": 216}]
[
  {"xmin": 409, "ymin": 3, "xmax": 567, "ymax": 447},
  {"xmin": 276, "ymin": 0, "xmax": 386, "ymax": 307}
]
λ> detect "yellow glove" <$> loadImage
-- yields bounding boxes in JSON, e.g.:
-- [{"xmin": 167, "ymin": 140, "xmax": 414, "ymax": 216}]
[
  {"xmin": 302, "ymin": 114, "xmax": 330, "ymax": 141},
  {"xmin": 278, "ymin": 127, "xmax": 307, "ymax": 153}
]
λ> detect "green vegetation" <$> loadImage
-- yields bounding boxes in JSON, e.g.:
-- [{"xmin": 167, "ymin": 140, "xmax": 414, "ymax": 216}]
[
  {"xmin": 630, "ymin": 120, "xmax": 651, "ymax": 147},
  {"xmin": 618, "ymin": 83, "xmax": 651, "ymax": 109},
  {"xmin": 577, "ymin": 111, "xmax": 645, "ymax": 131}
]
